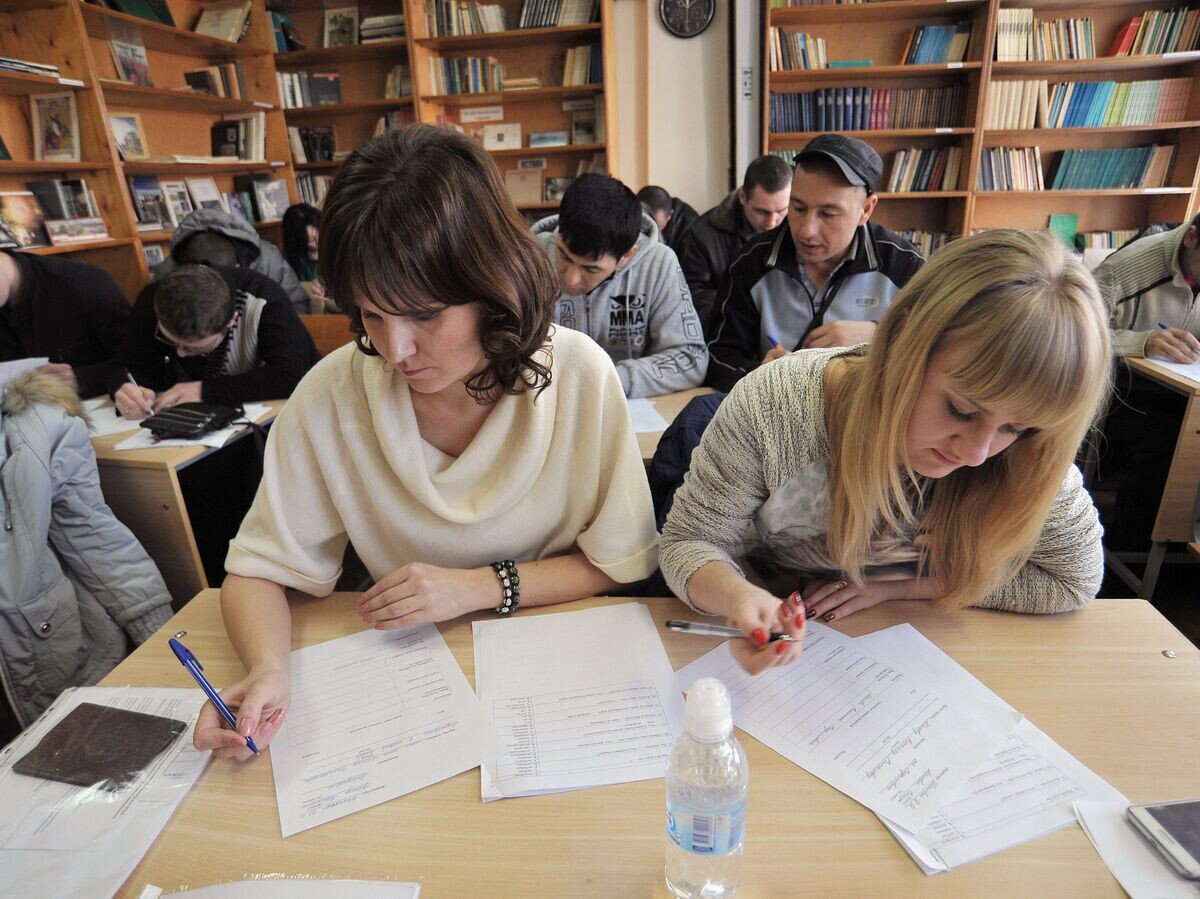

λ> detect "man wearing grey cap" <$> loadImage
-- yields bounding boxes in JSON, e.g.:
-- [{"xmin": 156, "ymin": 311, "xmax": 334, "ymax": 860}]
[{"xmin": 705, "ymin": 134, "xmax": 924, "ymax": 392}]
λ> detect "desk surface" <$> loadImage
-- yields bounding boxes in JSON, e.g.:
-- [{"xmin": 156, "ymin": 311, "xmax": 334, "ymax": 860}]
[
  {"xmin": 638, "ymin": 388, "xmax": 714, "ymax": 463},
  {"xmin": 105, "ymin": 593, "xmax": 1200, "ymax": 898},
  {"xmin": 1127, "ymin": 356, "xmax": 1200, "ymax": 395}
]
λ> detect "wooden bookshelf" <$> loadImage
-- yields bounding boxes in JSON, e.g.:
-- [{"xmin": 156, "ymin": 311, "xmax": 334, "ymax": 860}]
[{"xmin": 763, "ymin": 0, "xmax": 1200, "ymax": 242}]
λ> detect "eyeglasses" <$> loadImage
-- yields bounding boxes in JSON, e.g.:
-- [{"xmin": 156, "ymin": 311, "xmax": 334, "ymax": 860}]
[{"xmin": 155, "ymin": 321, "xmax": 228, "ymax": 356}]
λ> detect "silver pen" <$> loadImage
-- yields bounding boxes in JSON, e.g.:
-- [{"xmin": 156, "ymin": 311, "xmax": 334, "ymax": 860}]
[{"xmin": 665, "ymin": 620, "xmax": 799, "ymax": 643}]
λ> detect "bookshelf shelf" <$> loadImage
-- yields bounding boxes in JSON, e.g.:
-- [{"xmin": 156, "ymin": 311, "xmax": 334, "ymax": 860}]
[
  {"xmin": 0, "ymin": 160, "xmax": 111, "ymax": 172},
  {"xmin": 80, "ymin": 4, "xmax": 268, "ymax": 59},
  {"xmin": 770, "ymin": 128, "xmax": 975, "ymax": 143},
  {"xmin": 26, "ymin": 237, "xmax": 133, "ymax": 255},
  {"xmin": 490, "ymin": 142, "xmax": 604, "ymax": 157},
  {"xmin": 769, "ymin": 63, "xmax": 982, "ymax": 87},
  {"xmin": 876, "ymin": 190, "xmax": 972, "ymax": 199},
  {"xmin": 433, "ymin": 84, "xmax": 604, "ymax": 106},
  {"xmin": 0, "ymin": 69, "xmax": 78, "ymax": 95},
  {"xmin": 0, "ymin": 0, "xmax": 65, "ymax": 10},
  {"xmin": 293, "ymin": 160, "xmax": 340, "ymax": 170},
  {"xmin": 771, "ymin": 0, "xmax": 989, "ymax": 27},
  {"xmin": 975, "ymin": 188, "xmax": 1192, "ymax": 196},
  {"xmin": 100, "ymin": 80, "xmax": 269, "ymax": 113},
  {"xmin": 136, "ymin": 229, "xmax": 174, "ymax": 242},
  {"xmin": 982, "ymin": 122, "xmax": 1200, "ymax": 140},
  {"xmin": 517, "ymin": 201, "xmax": 560, "ymax": 211},
  {"xmin": 992, "ymin": 53, "xmax": 1200, "ymax": 77},
  {"xmin": 282, "ymin": 97, "xmax": 413, "ymax": 117},
  {"xmin": 415, "ymin": 23, "xmax": 601, "ymax": 52},
  {"xmin": 122, "ymin": 160, "xmax": 287, "ymax": 175},
  {"xmin": 274, "ymin": 39, "xmax": 409, "ymax": 67}
]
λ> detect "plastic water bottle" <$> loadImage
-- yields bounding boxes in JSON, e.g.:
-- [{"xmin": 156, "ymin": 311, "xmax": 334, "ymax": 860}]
[{"xmin": 665, "ymin": 677, "xmax": 749, "ymax": 898}]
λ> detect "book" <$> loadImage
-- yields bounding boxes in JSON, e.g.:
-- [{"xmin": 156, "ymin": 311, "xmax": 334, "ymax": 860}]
[
  {"xmin": 224, "ymin": 191, "xmax": 252, "ymax": 223},
  {"xmin": 193, "ymin": 0, "xmax": 252, "ymax": 43},
  {"xmin": 1048, "ymin": 213, "xmax": 1079, "ymax": 248},
  {"xmin": 0, "ymin": 192, "xmax": 49, "ymax": 247},
  {"xmin": 108, "ymin": 112, "xmax": 148, "ymax": 160},
  {"xmin": 184, "ymin": 68, "xmax": 220, "ymax": 95},
  {"xmin": 44, "ymin": 216, "xmax": 109, "ymax": 246},
  {"xmin": 211, "ymin": 121, "xmax": 241, "ymax": 157},
  {"xmin": 307, "ymin": 70, "xmax": 342, "ymax": 106},
  {"xmin": 0, "ymin": 134, "xmax": 9, "ymax": 161},
  {"xmin": 26, "ymin": 180, "xmax": 93, "ymax": 219},
  {"xmin": 529, "ymin": 130, "xmax": 568, "ymax": 148},
  {"xmin": 109, "ymin": 38, "xmax": 153, "ymax": 87},
  {"xmin": 107, "ymin": 0, "xmax": 167, "ymax": 25},
  {"xmin": 482, "ymin": 123, "xmax": 521, "ymax": 150},
  {"xmin": 570, "ymin": 112, "xmax": 595, "ymax": 145},
  {"xmin": 160, "ymin": 179, "xmax": 194, "ymax": 227},
  {"xmin": 143, "ymin": 243, "xmax": 165, "ymax": 267},
  {"xmin": 30, "ymin": 92, "xmax": 80, "ymax": 163},
  {"xmin": 184, "ymin": 177, "xmax": 228, "ymax": 213},
  {"xmin": 127, "ymin": 175, "xmax": 170, "ymax": 229},
  {"xmin": 543, "ymin": 176, "xmax": 573, "ymax": 203},
  {"xmin": 323, "ymin": 7, "xmax": 358, "ymax": 47},
  {"xmin": 251, "ymin": 178, "xmax": 289, "ymax": 221}
]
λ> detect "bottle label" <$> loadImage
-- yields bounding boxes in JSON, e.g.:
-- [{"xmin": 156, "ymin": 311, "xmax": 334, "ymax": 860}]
[{"xmin": 666, "ymin": 798, "xmax": 745, "ymax": 855}]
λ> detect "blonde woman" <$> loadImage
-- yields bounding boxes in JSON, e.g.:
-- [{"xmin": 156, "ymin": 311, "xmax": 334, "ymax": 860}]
[{"xmin": 660, "ymin": 229, "xmax": 1112, "ymax": 675}]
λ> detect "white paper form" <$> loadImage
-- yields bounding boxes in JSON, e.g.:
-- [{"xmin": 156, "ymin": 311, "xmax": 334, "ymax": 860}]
[
  {"xmin": 474, "ymin": 604, "xmax": 685, "ymax": 800},
  {"xmin": 0, "ymin": 686, "xmax": 209, "ymax": 899},
  {"xmin": 156, "ymin": 880, "xmax": 421, "ymax": 897},
  {"xmin": 627, "ymin": 397, "xmax": 670, "ymax": 433},
  {"xmin": 856, "ymin": 625, "xmax": 1126, "ymax": 873},
  {"xmin": 82, "ymin": 396, "xmax": 141, "ymax": 437},
  {"xmin": 1075, "ymin": 801, "xmax": 1200, "ymax": 899},
  {"xmin": 269, "ymin": 624, "xmax": 498, "ymax": 837},
  {"xmin": 1145, "ymin": 355, "xmax": 1200, "ymax": 387},
  {"xmin": 113, "ymin": 403, "xmax": 272, "ymax": 450},
  {"xmin": 674, "ymin": 621, "xmax": 1022, "ymax": 834}
]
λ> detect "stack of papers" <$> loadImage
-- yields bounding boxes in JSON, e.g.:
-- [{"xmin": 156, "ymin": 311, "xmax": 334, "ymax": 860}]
[
  {"xmin": 675, "ymin": 621, "xmax": 1125, "ymax": 872},
  {"xmin": 474, "ymin": 604, "xmax": 685, "ymax": 800}
]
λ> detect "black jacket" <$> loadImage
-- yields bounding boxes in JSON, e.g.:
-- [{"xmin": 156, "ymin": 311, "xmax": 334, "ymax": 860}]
[
  {"xmin": 661, "ymin": 197, "xmax": 699, "ymax": 255},
  {"xmin": 678, "ymin": 191, "xmax": 753, "ymax": 335},
  {"xmin": 705, "ymin": 221, "xmax": 923, "ymax": 392},
  {"xmin": 0, "ymin": 251, "xmax": 129, "ymax": 398},
  {"xmin": 109, "ymin": 266, "xmax": 319, "ymax": 405}
]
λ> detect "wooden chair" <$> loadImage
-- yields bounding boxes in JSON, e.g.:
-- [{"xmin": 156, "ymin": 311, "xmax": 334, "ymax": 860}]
[{"xmin": 300, "ymin": 314, "xmax": 354, "ymax": 357}]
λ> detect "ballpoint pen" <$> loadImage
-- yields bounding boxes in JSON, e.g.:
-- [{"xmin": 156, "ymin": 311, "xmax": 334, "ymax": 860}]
[
  {"xmin": 125, "ymin": 372, "xmax": 154, "ymax": 417},
  {"xmin": 168, "ymin": 636, "xmax": 260, "ymax": 755},
  {"xmin": 665, "ymin": 620, "xmax": 799, "ymax": 643}
]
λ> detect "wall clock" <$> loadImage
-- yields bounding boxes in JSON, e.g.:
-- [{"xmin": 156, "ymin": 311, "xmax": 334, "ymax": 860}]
[{"xmin": 659, "ymin": 0, "xmax": 716, "ymax": 39}]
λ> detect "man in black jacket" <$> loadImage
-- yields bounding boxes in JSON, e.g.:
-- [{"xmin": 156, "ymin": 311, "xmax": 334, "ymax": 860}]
[
  {"xmin": 110, "ymin": 264, "xmax": 319, "ymax": 417},
  {"xmin": 0, "ymin": 250, "xmax": 130, "ymax": 397},
  {"xmin": 705, "ymin": 135, "xmax": 924, "ymax": 393},
  {"xmin": 679, "ymin": 154, "xmax": 793, "ymax": 335},
  {"xmin": 636, "ymin": 185, "xmax": 698, "ymax": 256}
]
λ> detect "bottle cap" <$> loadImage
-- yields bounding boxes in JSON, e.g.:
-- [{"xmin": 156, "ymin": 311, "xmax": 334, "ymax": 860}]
[{"xmin": 685, "ymin": 677, "xmax": 733, "ymax": 742}]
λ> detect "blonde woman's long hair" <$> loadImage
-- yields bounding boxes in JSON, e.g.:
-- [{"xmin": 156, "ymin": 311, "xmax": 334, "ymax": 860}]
[{"xmin": 826, "ymin": 229, "xmax": 1112, "ymax": 607}]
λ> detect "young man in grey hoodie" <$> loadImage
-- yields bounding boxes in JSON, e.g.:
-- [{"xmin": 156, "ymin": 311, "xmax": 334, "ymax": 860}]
[{"xmin": 532, "ymin": 174, "xmax": 707, "ymax": 397}]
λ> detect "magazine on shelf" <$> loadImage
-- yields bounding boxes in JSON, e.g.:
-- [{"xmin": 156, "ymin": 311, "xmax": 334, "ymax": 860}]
[
  {"xmin": 109, "ymin": 38, "xmax": 153, "ymax": 87},
  {"xmin": 30, "ymin": 92, "xmax": 80, "ymax": 163},
  {"xmin": 193, "ymin": 0, "xmax": 252, "ymax": 43},
  {"xmin": 109, "ymin": 112, "xmax": 149, "ymax": 160},
  {"xmin": 45, "ymin": 216, "xmax": 110, "ymax": 246},
  {"xmin": 159, "ymin": 180, "xmax": 194, "ymax": 227},
  {"xmin": 323, "ymin": 7, "xmax": 358, "ymax": 47},
  {"xmin": 0, "ymin": 192, "xmax": 50, "ymax": 247},
  {"xmin": 184, "ymin": 177, "xmax": 228, "ymax": 214}
]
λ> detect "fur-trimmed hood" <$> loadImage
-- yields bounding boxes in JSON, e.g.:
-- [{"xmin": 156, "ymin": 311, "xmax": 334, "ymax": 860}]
[{"xmin": 1, "ymin": 371, "xmax": 88, "ymax": 424}]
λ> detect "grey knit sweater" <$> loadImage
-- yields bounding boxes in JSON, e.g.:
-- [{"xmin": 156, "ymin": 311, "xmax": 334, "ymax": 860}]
[{"xmin": 659, "ymin": 347, "xmax": 1105, "ymax": 614}]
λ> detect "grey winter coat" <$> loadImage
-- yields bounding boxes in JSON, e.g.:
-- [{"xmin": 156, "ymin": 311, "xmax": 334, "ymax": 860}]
[
  {"xmin": 0, "ymin": 374, "xmax": 172, "ymax": 727},
  {"xmin": 159, "ymin": 208, "xmax": 309, "ymax": 315},
  {"xmin": 532, "ymin": 212, "xmax": 708, "ymax": 397}
]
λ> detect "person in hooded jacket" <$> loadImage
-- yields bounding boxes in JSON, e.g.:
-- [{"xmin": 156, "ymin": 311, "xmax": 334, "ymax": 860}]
[
  {"xmin": 532, "ymin": 174, "xmax": 707, "ymax": 397},
  {"xmin": 155, "ymin": 208, "xmax": 309, "ymax": 315},
  {"xmin": 0, "ymin": 371, "xmax": 172, "ymax": 745}
]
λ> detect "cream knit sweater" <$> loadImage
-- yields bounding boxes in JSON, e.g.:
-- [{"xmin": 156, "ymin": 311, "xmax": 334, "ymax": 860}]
[
  {"xmin": 660, "ymin": 348, "xmax": 1105, "ymax": 614},
  {"xmin": 227, "ymin": 326, "xmax": 659, "ymax": 594}
]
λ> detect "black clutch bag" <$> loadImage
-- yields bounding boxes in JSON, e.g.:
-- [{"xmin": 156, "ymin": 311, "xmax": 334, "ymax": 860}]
[{"xmin": 140, "ymin": 402, "xmax": 243, "ymax": 439}]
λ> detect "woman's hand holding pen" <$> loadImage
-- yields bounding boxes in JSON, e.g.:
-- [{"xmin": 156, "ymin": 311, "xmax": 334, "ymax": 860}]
[
  {"xmin": 727, "ymin": 587, "xmax": 805, "ymax": 675},
  {"xmin": 193, "ymin": 667, "xmax": 290, "ymax": 761}
]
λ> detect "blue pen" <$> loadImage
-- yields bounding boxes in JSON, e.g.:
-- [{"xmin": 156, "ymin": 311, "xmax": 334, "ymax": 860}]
[
  {"xmin": 766, "ymin": 333, "xmax": 784, "ymax": 350},
  {"xmin": 1158, "ymin": 322, "xmax": 1170, "ymax": 330},
  {"xmin": 169, "ymin": 637, "xmax": 260, "ymax": 755}
]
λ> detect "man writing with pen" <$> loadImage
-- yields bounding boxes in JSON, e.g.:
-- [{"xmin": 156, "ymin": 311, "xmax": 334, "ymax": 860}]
[{"xmin": 704, "ymin": 134, "xmax": 924, "ymax": 392}]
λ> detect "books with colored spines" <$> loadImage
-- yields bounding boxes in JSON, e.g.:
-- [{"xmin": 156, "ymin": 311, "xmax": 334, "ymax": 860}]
[
  {"xmin": 768, "ymin": 29, "xmax": 827, "ymax": 70},
  {"xmin": 768, "ymin": 84, "xmax": 967, "ymax": 132},
  {"xmin": 902, "ymin": 21, "xmax": 972, "ymax": 65},
  {"xmin": 287, "ymin": 126, "xmax": 336, "ymax": 163},
  {"xmin": 885, "ymin": 146, "xmax": 963, "ymax": 192}
]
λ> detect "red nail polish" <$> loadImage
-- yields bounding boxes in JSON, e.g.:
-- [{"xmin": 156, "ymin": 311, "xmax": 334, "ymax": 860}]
[
  {"xmin": 751, "ymin": 627, "xmax": 768, "ymax": 645},
  {"xmin": 789, "ymin": 591, "xmax": 801, "ymax": 606},
  {"xmin": 780, "ymin": 603, "xmax": 792, "ymax": 619},
  {"xmin": 775, "ymin": 642, "xmax": 787, "ymax": 656}
]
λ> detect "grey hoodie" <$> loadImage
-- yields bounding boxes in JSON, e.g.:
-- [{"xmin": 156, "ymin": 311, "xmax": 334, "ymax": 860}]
[
  {"xmin": 158, "ymin": 208, "xmax": 309, "ymax": 315},
  {"xmin": 532, "ymin": 213, "xmax": 708, "ymax": 397}
]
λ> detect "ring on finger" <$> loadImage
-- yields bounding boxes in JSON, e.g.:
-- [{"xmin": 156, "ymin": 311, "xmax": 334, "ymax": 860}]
[{"xmin": 832, "ymin": 579, "xmax": 848, "ymax": 591}]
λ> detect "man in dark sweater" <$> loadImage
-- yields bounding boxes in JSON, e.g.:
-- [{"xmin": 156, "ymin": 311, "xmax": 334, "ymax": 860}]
[
  {"xmin": 678, "ymin": 154, "xmax": 793, "ymax": 336},
  {"xmin": 0, "ymin": 250, "xmax": 130, "ymax": 397},
  {"xmin": 110, "ymin": 264, "xmax": 319, "ymax": 417},
  {"xmin": 636, "ymin": 185, "xmax": 698, "ymax": 256},
  {"xmin": 705, "ymin": 135, "xmax": 924, "ymax": 393}
]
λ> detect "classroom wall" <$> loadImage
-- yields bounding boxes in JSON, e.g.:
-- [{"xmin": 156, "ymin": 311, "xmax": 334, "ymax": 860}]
[{"xmin": 611, "ymin": 1, "xmax": 732, "ymax": 214}]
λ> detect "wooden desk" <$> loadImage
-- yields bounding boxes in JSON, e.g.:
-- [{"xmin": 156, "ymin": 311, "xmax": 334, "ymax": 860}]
[
  {"xmin": 1110, "ymin": 358, "xmax": 1200, "ymax": 598},
  {"xmin": 107, "ymin": 592, "xmax": 1200, "ymax": 898},
  {"xmin": 637, "ymin": 387, "xmax": 715, "ymax": 463},
  {"xmin": 91, "ymin": 401, "xmax": 284, "ymax": 605}
]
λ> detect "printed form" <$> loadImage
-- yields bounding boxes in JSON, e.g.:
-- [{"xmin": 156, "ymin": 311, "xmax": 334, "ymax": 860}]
[
  {"xmin": 674, "ymin": 621, "xmax": 1022, "ymax": 833},
  {"xmin": 473, "ymin": 603, "xmax": 686, "ymax": 800},
  {"xmin": 0, "ymin": 686, "xmax": 209, "ymax": 899},
  {"xmin": 857, "ymin": 625, "xmax": 1125, "ymax": 872},
  {"xmin": 270, "ymin": 624, "xmax": 498, "ymax": 837}
]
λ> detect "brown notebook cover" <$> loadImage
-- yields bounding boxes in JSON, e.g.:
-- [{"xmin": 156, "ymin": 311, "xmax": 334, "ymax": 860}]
[{"xmin": 12, "ymin": 701, "xmax": 186, "ymax": 789}]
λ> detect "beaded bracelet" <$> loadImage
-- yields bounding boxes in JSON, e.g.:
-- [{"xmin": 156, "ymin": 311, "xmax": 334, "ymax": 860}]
[{"xmin": 491, "ymin": 560, "xmax": 520, "ymax": 615}]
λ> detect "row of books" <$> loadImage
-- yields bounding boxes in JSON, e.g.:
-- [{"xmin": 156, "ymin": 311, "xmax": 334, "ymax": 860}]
[
  {"xmin": 985, "ymin": 79, "xmax": 1046, "ymax": 130},
  {"xmin": 426, "ymin": 55, "xmax": 502, "ymax": 95},
  {"xmin": 361, "ymin": 13, "xmax": 406, "ymax": 43},
  {"xmin": 1045, "ymin": 77, "xmax": 1191, "ymax": 129},
  {"xmin": 1109, "ymin": 8, "xmax": 1200, "ymax": 57},
  {"xmin": 0, "ymin": 179, "xmax": 105, "ymax": 250},
  {"xmin": 562, "ymin": 43, "xmax": 602, "ymax": 86},
  {"xmin": 901, "ymin": 22, "xmax": 971, "ymax": 66},
  {"xmin": 127, "ymin": 173, "xmax": 289, "ymax": 231},
  {"xmin": 296, "ymin": 172, "xmax": 334, "ymax": 207},
  {"xmin": 769, "ymin": 84, "xmax": 967, "ymax": 133},
  {"xmin": 517, "ymin": 0, "xmax": 598, "ymax": 29},
  {"xmin": 885, "ymin": 146, "xmax": 964, "ymax": 193},
  {"xmin": 979, "ymin": 147, "xmax": 1044, "ymax": 191},
  {"xmin": 1079, "ymin": 229, "xmax": 1139, "ymax": 249},
  {"xmin": 277, "ymin": 70, "xmax": 345, "ymax": 109},
  {"xmin": 996, "ymin": 10, "xmax": 1095, "ymax": 61},
  {"xmin": 1046, "ymin": 144, "xmax": 1176, "ymax": 190},
  {"xmin": 767, "ymin": 29, "xmax": 828, "ymax": 71},
  {"xmin": 385, "ymin": 65, "xmax": 413, "ymax": 99},
  {"xmin": 209, "ymin": 112, "xmax": 266, "ymax": 162},
  {"xmin": 269, "ymin": 12, "xmax": 305, "ymax": 52},
  {"xmin": 287, "ymin": 126, "xmax": 336, "ymax": 164},
  {"xmin": 184, "ymin": 62, "xmax": 248, "ymax": 99},
  {"xmin": 895, "ymin": 229, "xmax": 951, "ymax": 258},
  {"xmin": 426, "ymin": 1, "xmax": 507, "ymax": 35}
]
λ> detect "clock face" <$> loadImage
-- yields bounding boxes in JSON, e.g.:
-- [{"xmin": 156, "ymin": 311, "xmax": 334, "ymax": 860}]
[{"xmin": 659, "ymin": 0, "xmax": 716, "ymax": 39}]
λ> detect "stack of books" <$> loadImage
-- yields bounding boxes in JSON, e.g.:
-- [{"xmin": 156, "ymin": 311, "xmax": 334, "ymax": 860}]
[
  {"xmin": 384, "ymin": 64, "xmax": 412, "ymax": 99},
  {"xmin": 886, "ymin": 146, "xmax": 963, "ymax": 192},
  {"xmin": 360, "ymin": 13, "xmax": 405, "ymax": 43},
  {"xmin": 287, "ymin": 126, "xmax": 335, "ymax": 163},
  {"xmin": 427, "ymin": 55, "xmax": 502, "ymax": 95},
  {"xmin": 1046, "ymin": 145, "xmax": 1176, "ymax": 189},
  {"xmin": 768, "ymin": 29, "xmax": 828, "ymax": 70},
  {"xmin": 428, "ymin": 1, "xmax": 506, "ymax": 36},
  {"xmin": 901, "ymin": 22, "xmax": 972, "ymax": 65},
  {"xmin": 209, "ymin": 111, "xmax": 266, "ymax": 161},
  {"xmin": 296, "ymin": 172, "xmax": 334, "ymax": 207},
  {"xmin": 1109, "ymin": 9, "xmax": 1200, "ymax": 56},
  {"xmin": 978, "ymin": 147, "xmax": 1044, "ymax": 191},
  {"xmin": 0, "ymin": 55, "xmax": 59, "ymax": 77},
  {"xmin": 184, "ymin": 62, "xmax": 247, "ymax": 99},
  {"xmin": 277, "ymin": 70, "xmax": 343, "ymax": 108}
]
